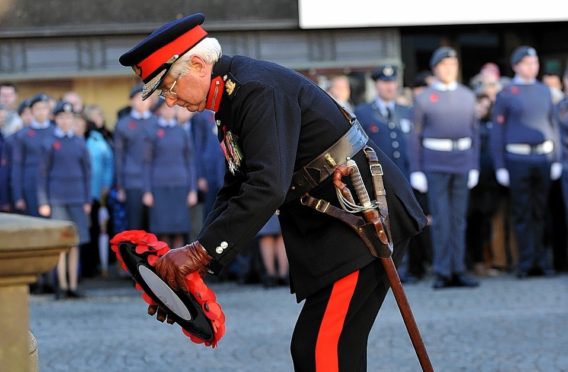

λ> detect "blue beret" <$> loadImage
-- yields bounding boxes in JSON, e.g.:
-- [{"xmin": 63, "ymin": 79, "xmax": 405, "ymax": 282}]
[
  {"xmin": 129, "ymin": 84, "xmax": 144, "ymax": 99},
  {"xmin": 430, "ymin": 47, "xmax": 457, "ymax": 68},
  {"xmin": 29, "ymin": 93, "xmax": 50, "ymax": 108},
  {"xmin": 510, "ymin": 46, "xmax": 537, "ymax": 66},
  {"xmin": 119, "ymin": 13, "xmax": 208, "ymax": 100},
  {"xmin": 371, "ymin": 65, "xmax": 398, "ymax": 81},
  {"xmin": 53, "ymin": 100, "xmax": 75, "ymax": 116},
  {"xmin": 17, "ymin": 98, "xmax": 31, "ymax": 115}
]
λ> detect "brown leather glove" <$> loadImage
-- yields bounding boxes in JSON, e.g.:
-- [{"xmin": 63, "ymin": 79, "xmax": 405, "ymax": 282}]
[{"xmin": 155, "ymin": 241, "xmax": 212, "ymax": 291}]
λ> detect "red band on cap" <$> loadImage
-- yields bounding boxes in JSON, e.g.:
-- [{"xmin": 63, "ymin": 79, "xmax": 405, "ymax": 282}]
[{"xmin": 137, "ymin": 26, "xmax": 208, "ymax": 81}]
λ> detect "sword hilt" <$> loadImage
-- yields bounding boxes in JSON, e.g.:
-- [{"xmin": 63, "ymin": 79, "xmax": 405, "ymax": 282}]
[{"xmin": 346, "ymin": 159, "xmax": 372, "ymax": 209}]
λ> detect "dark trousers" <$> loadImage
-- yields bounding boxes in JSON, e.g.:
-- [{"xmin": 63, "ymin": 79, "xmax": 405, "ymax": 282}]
[
  {"xmin": 507, "ymin": 157, "xmax": 552, "ymax": 272},
  {"xmin": 290, "ymin": 240, "xmax": 407, "ymax": 372},
  {"xmin": 125, "ymin": 188, "xmax": 146, "ymax": 230},
  {"xmin": 426, "ymin": 172, "xmax": 469, "ymax": 277}
]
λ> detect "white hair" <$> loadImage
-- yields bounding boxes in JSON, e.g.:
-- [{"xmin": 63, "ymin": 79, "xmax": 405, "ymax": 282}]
[{"xmin": 169, "ymin": 37, "xmax": 222, "ymax": 78}]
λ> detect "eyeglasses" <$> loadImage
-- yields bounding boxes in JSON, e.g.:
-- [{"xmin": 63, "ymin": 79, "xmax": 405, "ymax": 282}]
[{"xmin": 159, "ymin": 78, "xmax": 178, "ymax": 99}]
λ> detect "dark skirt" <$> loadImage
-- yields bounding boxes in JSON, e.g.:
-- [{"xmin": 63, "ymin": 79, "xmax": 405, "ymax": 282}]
[
  {"xmin": 257, "ymin": 214, "xmax": 281, "ymax": 237},
  {"xmin": 150, "ymin": 186, "xmax": 190, "ymax": 234},
  {"xmin": 51, "ymin": 204, "xmax": 90, "ymax": 245}
]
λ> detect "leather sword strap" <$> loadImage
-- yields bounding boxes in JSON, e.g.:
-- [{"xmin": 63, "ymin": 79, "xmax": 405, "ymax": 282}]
[
  {"xmin": 300, "ymin": 194, "xmax": 392, "ymax": 258},
  {"xmin": 363, "ymin": 146, "xmax": 394, "ymax": 247}
]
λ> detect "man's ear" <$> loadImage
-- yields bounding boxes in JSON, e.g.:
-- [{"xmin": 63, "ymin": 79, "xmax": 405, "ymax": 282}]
[{"xmin": 189, "ymin": 55, "xmax": 207, "ymax": 76}]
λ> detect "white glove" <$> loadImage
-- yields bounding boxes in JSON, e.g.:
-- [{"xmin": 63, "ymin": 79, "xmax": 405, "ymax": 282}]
[
  {"xmin": 495, "ymin": 168, "xmax": 509, "ymax": 187},
  {"xmin": 467, "ymin": 169, "xmax": 479, "ymax": 189},
  {"xmin": 410, "ymin": 172, "xmax": 428, "ymax": 193},
  {"xmin": 550, "ymin": 162, "xmax": 563, "ymax": 180}
]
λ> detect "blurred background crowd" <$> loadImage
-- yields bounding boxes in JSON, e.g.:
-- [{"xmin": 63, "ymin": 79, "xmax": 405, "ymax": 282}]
[
  {"xmin": 1, "ymin": 0, "xmax": 567, "ymax": 299},
  {"xmin": 1, "ymin": 43, "xmax": 567, "ymax": 298}
]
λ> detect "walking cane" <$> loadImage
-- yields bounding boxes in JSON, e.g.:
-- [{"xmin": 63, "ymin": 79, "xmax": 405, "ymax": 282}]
[{"xmin": 334, "ymin": 159, "xmax": 434, "ymax": 372}]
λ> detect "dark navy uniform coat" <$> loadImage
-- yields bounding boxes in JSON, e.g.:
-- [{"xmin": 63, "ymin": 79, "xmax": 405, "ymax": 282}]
[
  {"xmin": 197, "ymin": 55, "xmax": 427, "ymax": 301},
  {"xmin": 355, "ymin": 101, "xmax": 413, "ymax": 178}
]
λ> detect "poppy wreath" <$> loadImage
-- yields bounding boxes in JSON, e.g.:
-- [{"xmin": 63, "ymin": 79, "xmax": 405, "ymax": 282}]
[{"xmin": 110, "ymin": 230, "xmax": 226, "ymax": 347}]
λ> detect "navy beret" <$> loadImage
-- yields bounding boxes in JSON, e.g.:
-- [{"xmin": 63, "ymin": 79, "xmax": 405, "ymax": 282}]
[
  {"xmin": 152, "ymin": 97, "xmax": 166, "ymax": 112},
  {"xmin": 29, "ymin": 93, "xmax": 50, "ymax": 108},
  {"xmin": 119, "ymin": 13, "xmax": 208, "ymax": 100},
  {"xmin": 510, "ymin": 46, "xmax": 537, "ymax": 66},
  {"xmin": 371, "ymin": 65, "xmax": 398, "ymax": 81},
  {"xmin": 129, "ymin": 84, "xmax": 144, "ymax": 99},
  {"xmin": 17, "ymin": 98, "xmax": 31, "ymax": 115},
  {"xmin": 430, "ymin": 47, "xmax": 457, "ymax": 68},
  {"xmin": 53, "ymin": 100, "xmax": 75, "ymax": 116}
]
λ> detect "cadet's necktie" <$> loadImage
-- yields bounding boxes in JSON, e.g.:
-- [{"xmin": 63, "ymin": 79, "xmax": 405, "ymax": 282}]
[{"xmin": 386, "ymin": 107, "xmax": 393, "ymax": 121}]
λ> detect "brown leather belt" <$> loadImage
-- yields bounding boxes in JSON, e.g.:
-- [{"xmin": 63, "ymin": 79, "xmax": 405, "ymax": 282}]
[{"xmin": 285, "ymin": 120, "xmax": 368, "ymax": 203}]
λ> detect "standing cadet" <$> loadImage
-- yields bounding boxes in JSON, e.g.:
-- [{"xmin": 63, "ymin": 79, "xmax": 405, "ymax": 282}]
[
  {"xmin": 355, "ymin": 65, "xmax": 420, "ymax": 282},
  {"xmin": 191, "ymin": 110, "xmax": 225, "ymax": 220},
  {"xmin": 355, "ymin": 65, "xmax": 412, "ymax": 178},
  {"xmin": 492, "ymin": 46, "xmax": 561, "ymax": 278},
  {"xmin": 11, "ymin": 93, "xmax": 55, "ymax": 216},
  {"xmin": 144, "ymin": 100, "xmax": 197, "ymax": 248},
  {"xmin": 119, "ymin": 14, "xmax": 426, "ymax": 370},
  {"xmin": 409, "ymin": 47, "xmax": 480, "ymax": 289},
  {"xmin": 114, "ymin": 85, "xmax": 156, "ymax": 230},
  {"xmin": 38, "ymin": 101, "xmax": 91, "ymax": 299},
  {"xmin": 557, "ymin": 68, "xmax": 568, "ymax": 265}
]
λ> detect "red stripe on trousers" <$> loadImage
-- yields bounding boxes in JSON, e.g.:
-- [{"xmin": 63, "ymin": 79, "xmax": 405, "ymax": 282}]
[{"xmin": 315, "ymin": 270, "xmax": 360, "ymax": 372}]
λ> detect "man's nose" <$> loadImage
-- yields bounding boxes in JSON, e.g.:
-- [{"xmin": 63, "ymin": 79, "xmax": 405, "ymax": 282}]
[{"xmin": 165, "ymin": 96, "xmax": 177, "ymax": 107}]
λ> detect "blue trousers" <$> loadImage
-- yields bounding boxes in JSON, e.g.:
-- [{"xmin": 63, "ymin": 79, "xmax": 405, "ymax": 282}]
[
  {"xmin": 426, "ymin": 172, "xmax": 469, "ymax": 277},
  {"xmin": 507, "ymin": 156, "xmax": 552, "ymax": 272}
]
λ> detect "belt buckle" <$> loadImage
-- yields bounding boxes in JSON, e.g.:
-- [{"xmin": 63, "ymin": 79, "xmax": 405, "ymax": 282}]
[
  {"xmin": 452, "ymin": 140, "xmax": 459, "ymax": 151},
  {"xmin": 370, "ymin": 163, "xmax": 383, "ymax": 175},
  {"xmin": 315, "ymin": 199, "xmax": 330, "ymax": 213}
]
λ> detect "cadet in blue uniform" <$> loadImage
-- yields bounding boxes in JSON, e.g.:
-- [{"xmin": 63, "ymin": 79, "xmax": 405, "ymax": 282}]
[
  {"xmin": 191, "ymin": 110, "xmax": 225, "ymax": 220},
  {"xmin": 355, "ymin": 65, "xmax": 412, "ymax": 177},
  {"xmin": 0, "ymin": 107, "xmax": 8, "ymax": 211},
  {"xmin": 355, "ymin": 65, "xmax": 418, "ymax": 282},
  {"xmin": 119, "ymin": 14, "xmax": 426, "ymax": 370},
  {"xmin": 38, "ymin": 101, "xmax": 91, "ymax": 299},
  {"xmin": 143, "ymin": 99, "xmax": 197, "ymax": 248},
  {"xmin": 114, "ymin": 85, "xmax": 157, "ymax": 230},
  {"xmin": 492, "ymin": 46, "xmax": 561, "ymax": 277},
  {"xmin": 409, "ymin": 47, "xmax": 480, "ymax": 289},
  {"xmin": 11, "ymin": 94, "xmax": 55, "ymax": 216},
  {"xmin": 557, "ymin": 68, "xmax": 568, "ymax": 239}
]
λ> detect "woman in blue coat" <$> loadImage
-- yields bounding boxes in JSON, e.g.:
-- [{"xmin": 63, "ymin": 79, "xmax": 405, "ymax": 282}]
[{"xmin": 143, "ymin": 99, "xmax": 197, "ymax": 248}]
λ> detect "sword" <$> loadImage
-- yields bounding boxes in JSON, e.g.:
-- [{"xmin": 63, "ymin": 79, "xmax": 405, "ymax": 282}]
[{"xmin": 338, "ymin": 159, "xmax": 434, "ymax": 372}]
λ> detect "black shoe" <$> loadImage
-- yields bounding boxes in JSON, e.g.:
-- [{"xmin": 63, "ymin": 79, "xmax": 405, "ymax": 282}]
[
  {"xmin": 516, "ymin": 270, "xmax": 529, "ymax": 279},
  {"xmin": 453, "ymin": 273, "xmax": 479, "ymax": 288},
  {"xmin": 262, "ymin": 276, "xmax": 278, "ymax": 288},
  {"xmin": 277, "ymin": 276, "xmax": 290, "ymax": 287},
  {"xmin": 432, "ymin": 274, "xmax": 452, "ymax": 289},
  {"xmin": 401, "ymin": 274, "xmax": 419, "ymax": 284},
  {"xmin": 66, "ymin": 290, "xmax": 84, "ymax": 299},
  {"xmin": 543, "ymin": 269, "xmax": 556, "ymax": 277},
  {"xmin": 55, "ymin": 288, "xmax": 67, "ymax": 300}
]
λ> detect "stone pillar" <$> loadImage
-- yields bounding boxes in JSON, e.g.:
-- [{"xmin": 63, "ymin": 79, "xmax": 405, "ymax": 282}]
[{"xmin": 0, "ymin": 213, "xmax": 77, "ymax": 372}]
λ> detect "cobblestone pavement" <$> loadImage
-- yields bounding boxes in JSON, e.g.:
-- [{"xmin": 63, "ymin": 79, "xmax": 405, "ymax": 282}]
[{"xmin": 29, "ymin": 273, "xmax": 568, "ymax": 372}]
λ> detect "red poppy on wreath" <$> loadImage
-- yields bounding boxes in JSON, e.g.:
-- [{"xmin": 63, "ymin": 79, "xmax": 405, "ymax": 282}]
[
  {"xmin": 26, "ymin": 129, "xmax": 36, "ymax": 137},
  {"xmin": 510, "ymin": 86, "xmax": 520, "ymax": 95},
  {"xmin": 52, "ymin": 141, "xmax": 61, "ymax": 151},
  {"xmin": 429, "ymin": 94, "xmax": 439, "ymax": 103},
  {"xmin": 128, "ymin": 121, "xmax": 137, "ymax": 129},
  {"xmin": 157, "ymin": 128, "xmax": 165, "ymax": 138}
]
